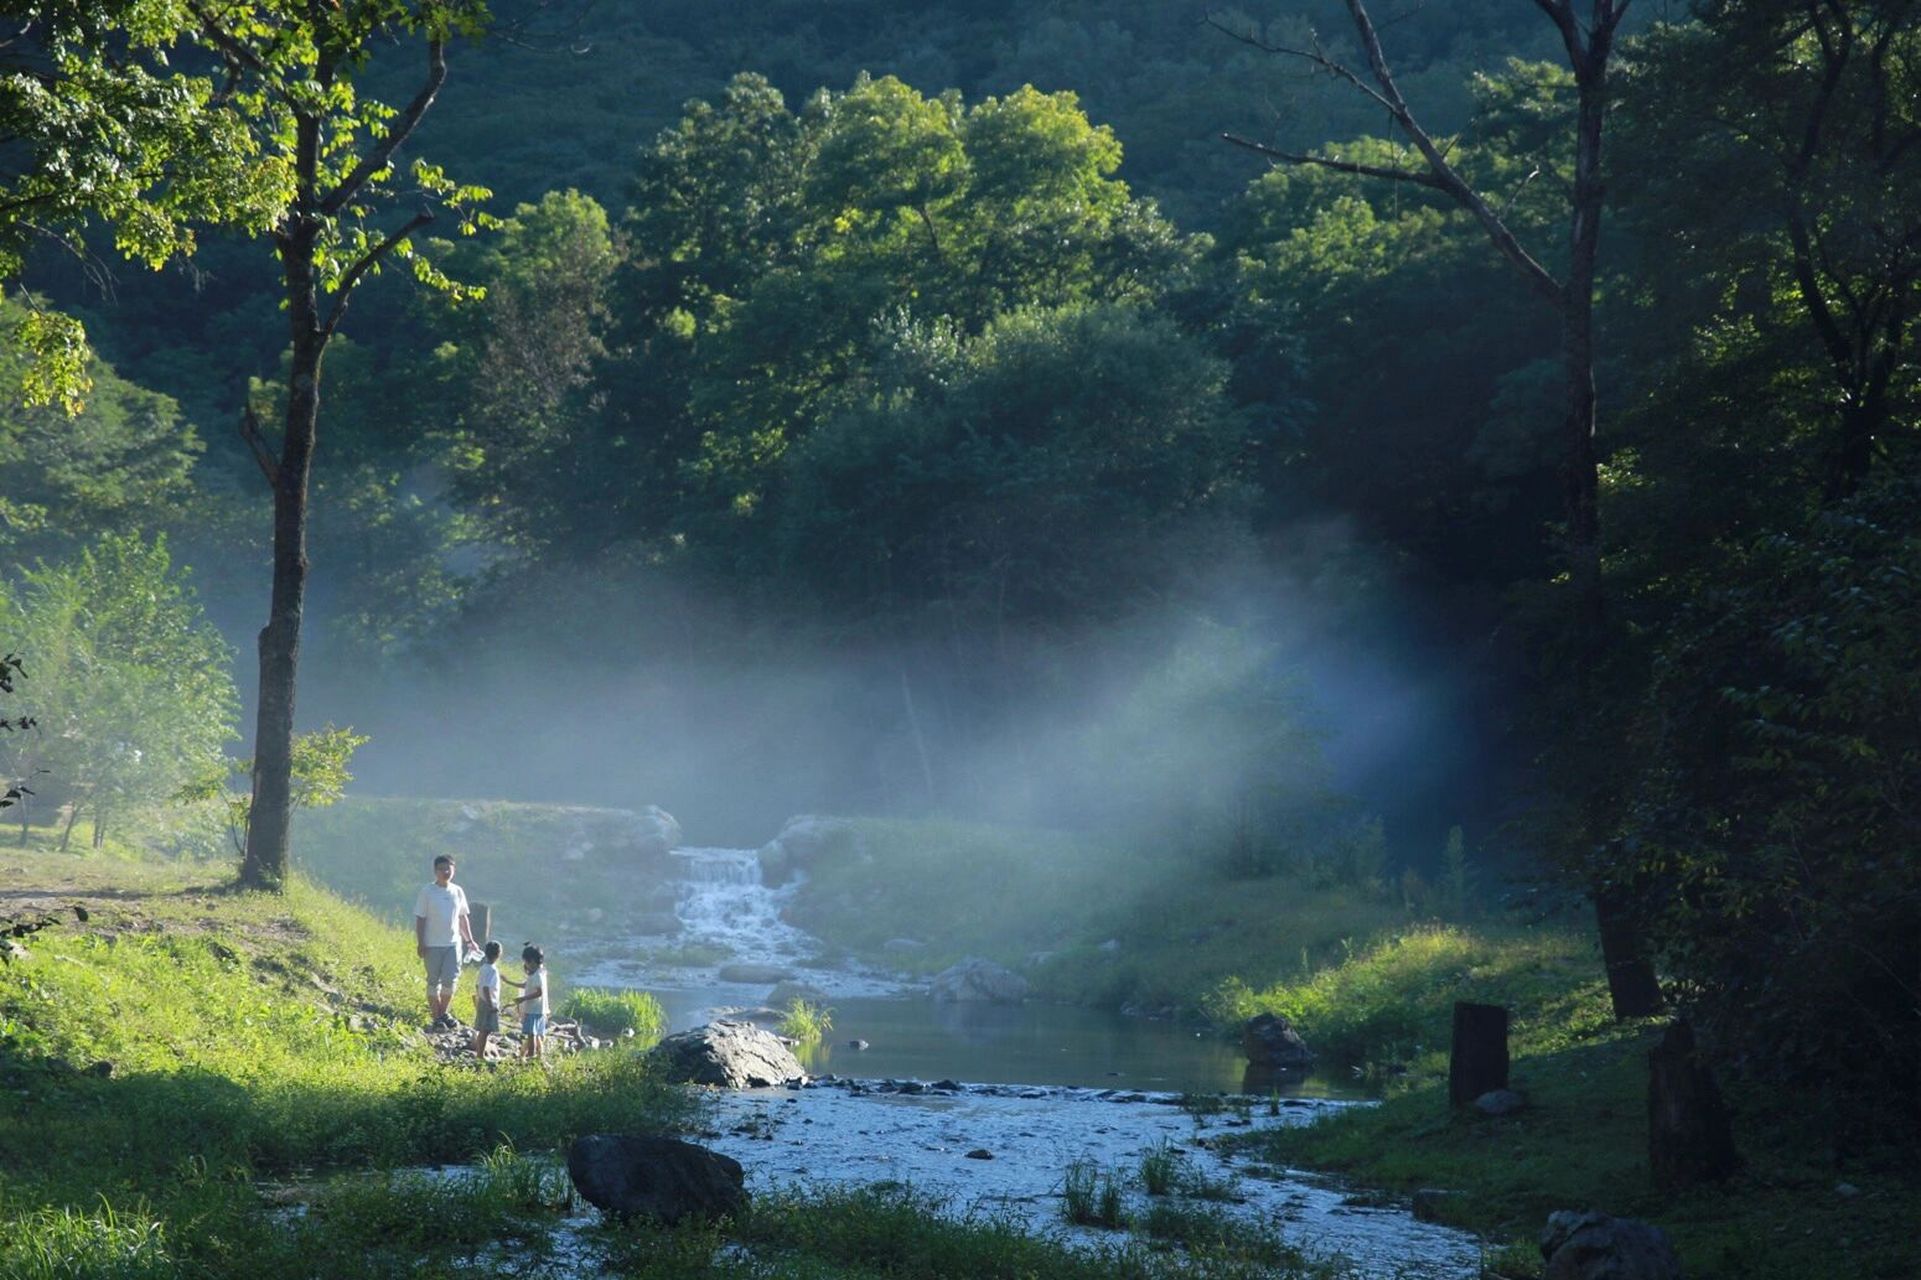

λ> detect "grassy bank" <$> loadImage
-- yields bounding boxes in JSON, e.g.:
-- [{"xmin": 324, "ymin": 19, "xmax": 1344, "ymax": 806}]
[
  {"xmin": 0, "ymin": 845, "xmax": 1363, "ymax": 1280},
  {"xmin": 787, "ymin": 817, "xmax": 1414, "ymax": 1014},
  {"xmin": 1212, "ymin": 925, "xmax": 1921, "ymax": 1280}
]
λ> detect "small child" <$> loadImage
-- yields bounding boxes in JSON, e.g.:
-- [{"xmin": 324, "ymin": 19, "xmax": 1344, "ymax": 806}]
[
  {"xmin": 513, "ymin": 942, "xmax": 549, "ymax": 1059},
  {"xmin": 470, "ymin": 940, "xmax": 513, "ymax": 1059}
]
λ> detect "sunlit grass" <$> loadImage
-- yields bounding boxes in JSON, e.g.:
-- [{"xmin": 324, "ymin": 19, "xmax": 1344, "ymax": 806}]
[
  {"xmin": 777, "ymin": 997, "xmax": 833, "ymax": 1043},
  {"xmin": 560, "ymin": 986, "xmax": 668, "ymax": 1044}
]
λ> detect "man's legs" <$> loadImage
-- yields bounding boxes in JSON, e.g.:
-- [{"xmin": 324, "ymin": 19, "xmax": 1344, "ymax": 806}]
[{"xmin": 422, "ymin": 947, "xmax": 459, "ymax": 1025}]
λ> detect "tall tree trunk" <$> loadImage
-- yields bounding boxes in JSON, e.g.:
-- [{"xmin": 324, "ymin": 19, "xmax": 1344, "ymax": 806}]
[
  {"xmin": 1564, "ymin": 12, "xmax": 1663, "ymax": 1019},
  {"xmin": 58, "ymin": 800, "xmax": 80, "ymax": 851},
  {"xmin": 240, "ymin": 122, "xmax": 324, "ymax": 891}
]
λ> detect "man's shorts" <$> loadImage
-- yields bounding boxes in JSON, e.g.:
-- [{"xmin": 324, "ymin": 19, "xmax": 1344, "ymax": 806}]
[{"xmin": 422, "ymin": 946, "xmax": 460, "ymax": 988}]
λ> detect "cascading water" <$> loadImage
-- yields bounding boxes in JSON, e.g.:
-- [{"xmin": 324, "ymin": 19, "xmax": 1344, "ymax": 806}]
[{"xmin": 667, "ymin": 846, "xmax": 813, "ymax": 968}]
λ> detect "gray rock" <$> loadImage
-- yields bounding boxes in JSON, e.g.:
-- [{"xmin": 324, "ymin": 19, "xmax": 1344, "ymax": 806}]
[
  {"xmin": 1242, "ymin": 1013, "xmax": 1316, "ymax": 1069},
  {"xmin": 1540, "ymin": 1211, "xmax": 1683, "ymax": 1280},
  {"xmin": 765, "ymin": 981, "xmax": 830, "ymax": 1009},
  {"xmin": 757, "ymin": 815, "xmax": 856, "ymax": 887},
  {"xmin": 964, "ymin": 1148, "xmax": 994, "ymax": 1160},
  {"xmin": 929, "ymin": 957, "xmax": 1028, "ymax": 1004},
  {"xmin": 882, "ymin": 937, "xmax": 927, "ymax": 952},
  {"xmin": 628, "ymin": 806, "xmax": 682, "ymax": 858},
  {"xmin": 567, "ymin": 1134, "xmax": 745, "ymax": 1224},
  {"xmin": 1475, "ymin": 1088, "xmax": 1528, "ymax": 1116},
  {"xmin": 650, "ymin": 1021, "xmax": 806, "ymax": 1089},
  {"xmin": 718, "ymin": 963, "xmax": 791, "ymax": 985}
]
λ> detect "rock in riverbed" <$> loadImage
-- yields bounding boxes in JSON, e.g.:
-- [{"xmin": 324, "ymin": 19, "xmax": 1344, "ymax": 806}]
[
  {"xmin": 568, "ymin": 1133, "xmax": 745, "ymax": 1223},
  {"xmin": 1540, "ymin": 1210, "xmax": 1682, "ymax": 1280},
  {"xmin": 651, "ymin": 1020, "xmax": 806, "ymax": 1088},
  {"xmin": 929, "ymin": 957, "xmax": 1027, "ymax": 1003}
]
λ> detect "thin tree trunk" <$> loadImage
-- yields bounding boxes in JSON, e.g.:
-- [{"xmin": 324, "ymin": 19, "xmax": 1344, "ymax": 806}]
[
  {"xmin": 58, "ymin": 801, "xmax": 80, "ymax": 851},
  {"xmin": 90, "ymin": 810, "xmax": 104, "ymax": 849}
]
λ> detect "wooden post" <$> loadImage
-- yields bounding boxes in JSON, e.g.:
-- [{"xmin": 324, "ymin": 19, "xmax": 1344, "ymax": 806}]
[
  {"xmin": 1449, "ymin": 1001, "xmax": 1509, "ymax": 1107},
  {"xmin": 469, "ymin": 902, "xmax": 492, "ymax": 945},
  {"xmin": 1648, "ymin": 1020, "xmax": 1739, "ymax": 1188}
]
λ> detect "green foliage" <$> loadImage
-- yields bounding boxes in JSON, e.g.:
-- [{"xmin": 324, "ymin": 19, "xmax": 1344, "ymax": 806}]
[
  {"xmin": 559, "ymin": 987, "xmax": 667, "ymax": 1045},
  {"xmin": 0, "ymin": 302, "xmax": 205, "ymax": 561},
  {"xmin": 1620, "ymin": 476, "xmax": 1921, "ymax": 1115},
  {"xmin": 0, "ymin": 0, "xmax": 290, "ymax": 410},
  {"xmin": 180, "ymin": 726, "xmax": 370, "ymax": 859},
  {"xmin": 0, "ymin": 532, "xmax": 236, "ymax": 845}
]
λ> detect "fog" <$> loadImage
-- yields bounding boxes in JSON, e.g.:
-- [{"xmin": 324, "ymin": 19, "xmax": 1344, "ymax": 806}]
[{"xmin": 242, "ymin": 519, "xmax": 1509, "ymax": 867}]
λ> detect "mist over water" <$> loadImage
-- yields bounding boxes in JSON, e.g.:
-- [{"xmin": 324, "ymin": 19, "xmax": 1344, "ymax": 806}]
[{"xmin": 267, "ymin": 531, "xmax": 1500, "ymax": 860}]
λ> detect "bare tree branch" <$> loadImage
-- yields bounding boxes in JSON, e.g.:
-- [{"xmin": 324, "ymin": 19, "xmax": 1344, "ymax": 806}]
[
  {"xmin": 1221, "ymin": 133, "xmax": 1447, "ymax": 187},
  {"xmin": 238, "ymin": 404, "xmax": 281, "ymax": 488}
]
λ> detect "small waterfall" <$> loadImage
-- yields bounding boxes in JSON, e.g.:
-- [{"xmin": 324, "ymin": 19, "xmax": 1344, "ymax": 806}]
[{"xmin": 668, "ymin": 847, "xmax": 812, "ymax": 969}]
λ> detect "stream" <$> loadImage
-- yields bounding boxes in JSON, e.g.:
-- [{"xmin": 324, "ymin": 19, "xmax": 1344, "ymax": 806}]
[{"xmin": 562, "ymin": 847, "xmax": 1483, "ymax": 1277}]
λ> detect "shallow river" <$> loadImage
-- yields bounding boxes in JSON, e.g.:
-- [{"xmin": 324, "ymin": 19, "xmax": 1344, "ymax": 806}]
[{"xmin": 556, "ymin": 847, "xmax": 1485, "ymax": 1278}]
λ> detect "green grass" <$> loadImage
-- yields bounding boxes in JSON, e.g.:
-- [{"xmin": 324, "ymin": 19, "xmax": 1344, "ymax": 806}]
[
  {"xmin": 561, "ymin": 986, "xmax": 668, "ymax": 1043},
  {"xmin": 1204, "ymin": 923, "xmax": 1609, "ymax": 1065},
  {"xmin": 777, "ymin": 997, "xmax": 833, "ymax": 1043},
  {"xmin": 0, "ymin": 851, "xmax": 698, "ymax": 1280},
  {"xmin": 1207, "ymin": 923, "xmax": 1921, "ymax": 1280}
]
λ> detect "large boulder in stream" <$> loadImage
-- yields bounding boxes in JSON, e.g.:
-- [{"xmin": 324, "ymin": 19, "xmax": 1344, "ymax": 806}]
[
  {"xmin": 929, "ymin": 957, "xmax": 1028, "ymax": 1004},
  {"xmin": 1242, "ymin": 1013, "xmax": 1316, "ymax": 1070},
  {"xmin": 757, "ymin": 815, "xmax": 857, "ymax": 887},
  {"xmin": 568, "ymin": 1133, "xmax": 746, "ymax": 1223},
  {"xmin": 623, "ymin": 806, "xmax": 682, "ymax": 858},
  {"xmin": 1539, "ymin": 1211, "xmax": 1683, "ymax": 1280},
  {"xmin": 650, "ymin": 1020, "xmax": 806, "ymax": 1088}
]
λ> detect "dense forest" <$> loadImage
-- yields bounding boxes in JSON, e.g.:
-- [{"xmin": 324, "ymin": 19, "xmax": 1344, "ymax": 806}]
[{"xmin": 4, "ymin": 0, "xmax": 1918, "ymax": 1151}]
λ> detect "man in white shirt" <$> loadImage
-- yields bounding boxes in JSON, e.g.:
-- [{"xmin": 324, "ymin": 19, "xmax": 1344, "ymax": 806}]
[{"xmin": 414, "ymin": 854, "xmax": 477, "ymax": 1030}]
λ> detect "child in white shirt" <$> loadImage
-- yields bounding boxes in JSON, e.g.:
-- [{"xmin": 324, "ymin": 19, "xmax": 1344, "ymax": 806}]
[
  {"xmin": 471, "ymin": 940, "xmax": 515, "ymax": 1058},
  {"xmin": 513, "ymin": 943, "xmax": 550, "ymax": 1059}
]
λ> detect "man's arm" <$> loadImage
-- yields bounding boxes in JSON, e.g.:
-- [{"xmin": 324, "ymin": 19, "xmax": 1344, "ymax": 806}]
[{"xmin": 456, "ymin": 887, "xmax": 476, "ymax": 949}]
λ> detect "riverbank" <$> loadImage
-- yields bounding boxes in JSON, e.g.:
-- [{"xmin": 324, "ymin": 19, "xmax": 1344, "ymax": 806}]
[
  {"xmin": 0, "ymin": 849, "xmax": 1375, "ymax": 1279},
  {"xmin": 1212, "ymin": 928, "xmax": 1921, "ymax": 1279}
]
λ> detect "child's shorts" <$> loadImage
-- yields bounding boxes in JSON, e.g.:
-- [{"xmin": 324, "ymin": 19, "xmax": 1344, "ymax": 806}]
[
  {"xmin": 474, "ymin": 1006, "xmax": 500, "ymax": 1034},
  {"xmin": 525, "ymin": 1012, "xmax": 547, "ymax": 1037}
]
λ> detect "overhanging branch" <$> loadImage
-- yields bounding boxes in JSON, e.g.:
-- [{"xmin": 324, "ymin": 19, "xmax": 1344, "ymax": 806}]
[
  {"xmin": 321, "ymin": 39, "xmax": 447, "ymax": 216},
  {"xmin": 319, "ymin": 209, "xmax": 436, "ymax": 338}
]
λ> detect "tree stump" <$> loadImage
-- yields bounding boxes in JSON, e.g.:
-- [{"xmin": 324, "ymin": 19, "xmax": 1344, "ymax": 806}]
[
  {"xmin": 469, "ymin": 901, "xmax": 492, "ymax": 944},
  {"xmin": 1449, "ymin": 1001, "xmax": 1509, "ymax": 1107},
  {"xmin": 1648, "ymin": 1019, "xmax": 1738, "ymax": 1188}
]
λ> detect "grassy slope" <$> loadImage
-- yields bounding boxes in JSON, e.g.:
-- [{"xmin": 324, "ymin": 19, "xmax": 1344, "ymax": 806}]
[
  {"xmin": 0, "ymin": 846, "xmax": 697, "ymax": 1277},
  {"xmin": 1217, "ymin": 928, "xmax": 1921, "ymax": 1280}
]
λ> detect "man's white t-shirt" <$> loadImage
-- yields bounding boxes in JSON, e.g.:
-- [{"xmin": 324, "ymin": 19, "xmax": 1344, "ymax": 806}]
[{"xmin": 413, "ymin": 882, "xmax": 470, "ymax": 946}]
